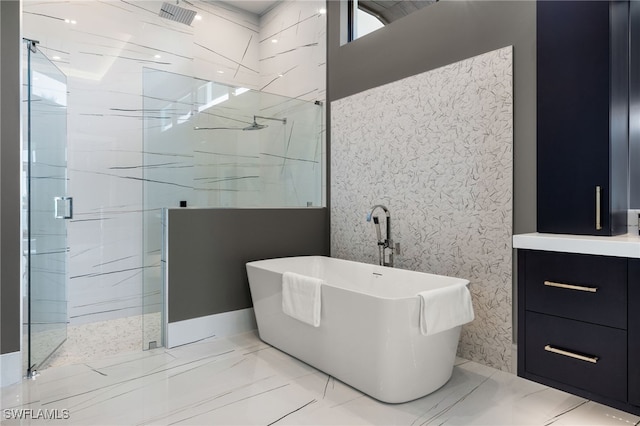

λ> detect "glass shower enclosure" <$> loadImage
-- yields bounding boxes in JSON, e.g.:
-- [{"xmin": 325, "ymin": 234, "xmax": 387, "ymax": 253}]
[
  {"xmin": 22, "ymin": 39, "xmax": 70, "ymax": 374},
  {"xmin": 142, "ymin": 69, "xmax": 324, "ymax": 349}
]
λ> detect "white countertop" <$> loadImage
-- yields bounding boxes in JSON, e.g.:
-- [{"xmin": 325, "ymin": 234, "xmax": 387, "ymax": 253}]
[{"xmin": 513, "ymin": 232, "xmax": 640, "ymax": 258}]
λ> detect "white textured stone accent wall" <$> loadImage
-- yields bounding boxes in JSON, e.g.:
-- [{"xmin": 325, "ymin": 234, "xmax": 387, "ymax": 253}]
[{"xmin": 331, "ymin": 47, "xmax": 513, "ymax": 371}]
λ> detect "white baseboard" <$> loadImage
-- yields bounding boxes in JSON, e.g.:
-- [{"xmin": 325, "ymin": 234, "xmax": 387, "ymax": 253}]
[
  {"xmin": 166, "ymin": 308, "xmax": 256, "ymax": 348},
  {"xmin": 0, "ymin": 351, "xmax": 22, "ymax": 387}
]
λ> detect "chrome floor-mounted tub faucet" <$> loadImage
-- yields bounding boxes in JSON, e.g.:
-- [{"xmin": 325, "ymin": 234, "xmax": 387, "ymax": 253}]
[{"xmin": 366, "ymin": 204, "xmax": 399, "ymax": 267}]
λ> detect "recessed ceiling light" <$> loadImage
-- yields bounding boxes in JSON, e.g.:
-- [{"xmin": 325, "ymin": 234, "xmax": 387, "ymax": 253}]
[
  {"xmin": 70, "ymin": 20, "xmax": 77, "ymax": 24},
  {"xmin": 154, "ymin": 54, "xmax": 162, "ymax": 59},
  {"xmin": 271, "ymin": 39, "xmax": 278, "ymax": 44},
  {"xmin": 194, "ymin": 15, "xmax": 202, "ymax": 21},
  {"xmin": 217, "ymin": 70, "xmax": 224, "ymax": 74},
  {"xmin": 278, "ymin": 73, "xmax": 283, "ymax": 78},
  {"xmin": 319, "ymin": 8, "xmax": 327, "ymax": 14},
  {"xmin": 64, "ymin": 19, "xmax": 70, "ymax": 23},
  {"xmin": 52, "ymin": 56, "xmax": 61, "ymax": 60}
]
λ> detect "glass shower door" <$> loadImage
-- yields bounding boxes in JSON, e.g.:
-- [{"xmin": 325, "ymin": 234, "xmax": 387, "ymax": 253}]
[{"xmin": 23, "ymin": 40, "xmax": 69, "ymax": 373}]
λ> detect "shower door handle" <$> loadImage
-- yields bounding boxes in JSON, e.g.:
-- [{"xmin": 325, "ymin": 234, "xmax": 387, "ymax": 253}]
[{"xmin": 54, "ymin": 197, "xmax": 73, "ymax": 219}]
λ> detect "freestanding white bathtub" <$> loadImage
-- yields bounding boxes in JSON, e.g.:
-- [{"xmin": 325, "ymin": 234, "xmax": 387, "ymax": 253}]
[{"xmin": 246, "ymin": 256, "xmax": 470, "ymax": 403}]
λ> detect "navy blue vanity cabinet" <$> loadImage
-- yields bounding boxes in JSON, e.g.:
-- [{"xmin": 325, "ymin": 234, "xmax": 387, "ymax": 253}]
[
  {"xmin": 537, "ymin": 0, "xmax": 628, "ymax": 235},
  {"xmin": 518, "ymin": 250, "xmax": 640, "ymax": 415},
  {"xmin": 630, "ymin": 259, "xmax": 640, "ymax": 407}
]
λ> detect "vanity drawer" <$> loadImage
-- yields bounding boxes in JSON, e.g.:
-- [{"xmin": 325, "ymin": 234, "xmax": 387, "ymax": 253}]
[
  {"xmin": 524, "ymin": 250, "xmax": 627, "ymax": 329},
  {"xmin": 525, "ymin": 311, "xmax": 627, "ymax": 402}
]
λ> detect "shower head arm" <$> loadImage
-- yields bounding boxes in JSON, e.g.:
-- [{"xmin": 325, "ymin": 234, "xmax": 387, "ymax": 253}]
[{"xmin": 253, "ymin": 115, "xmax": 287, "ymax": 125}]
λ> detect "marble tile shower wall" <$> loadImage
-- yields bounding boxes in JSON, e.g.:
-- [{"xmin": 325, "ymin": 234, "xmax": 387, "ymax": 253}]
[
  {"xmin": 259, "ymin": 0, "xmax": 327, "ymax": 100},
  {"xmin": 22, "ymin": 0, "xmax": 326, "ymax": 325},
  {"xmin": 331, "ymin": 47, "xmax": 513, "ymax": 371}
]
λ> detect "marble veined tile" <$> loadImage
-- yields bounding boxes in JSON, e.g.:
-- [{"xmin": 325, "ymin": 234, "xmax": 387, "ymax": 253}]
[
  {"xmin": 552, "ymin": 401, "xmax": 640, "ymax": 426},
  {"xmin": 0, "ymin": 378, "xmax": 40, "ymax": 412},
  {"xmin": 3, "ymin": 331, "xmax": 638, "ymax": 426}
]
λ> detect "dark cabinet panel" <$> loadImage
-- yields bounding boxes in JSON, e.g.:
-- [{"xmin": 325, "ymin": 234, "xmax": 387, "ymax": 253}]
[
  {"xmin": 537, "ymin": 1, "xmax": 628, "ymax": 235},
  {"xmin": 631, "ymin": 1, "xmax": 640, "ymax": 208},
  {"xmin": 525, "ymin": 251, "xmax": 627, "ymax": 329},
  {"xmin": 525, "ymin": 311, "xmax": 627, "ymax": 402},
  {"xmin": 630, "ymin": 260, "xmax": 640, "ymax": 406}
]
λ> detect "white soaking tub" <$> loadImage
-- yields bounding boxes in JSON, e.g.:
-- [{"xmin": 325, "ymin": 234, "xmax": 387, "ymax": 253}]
[{"xmin": 246, "ymin": 256, "xmax": 470, "ymax": 403}]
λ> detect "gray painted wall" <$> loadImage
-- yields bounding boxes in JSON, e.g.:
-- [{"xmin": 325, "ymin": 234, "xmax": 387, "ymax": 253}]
[
  {"xmin": 327, "ymin": 0, "xmax": 536, "ymax": 235},
  {"xmin": 1, "ymin": 0, "xmax": 22, "ymax": 356},
  {"xmin": 166, "ymin": 208, "xmax": 329, "ymax": 323}
]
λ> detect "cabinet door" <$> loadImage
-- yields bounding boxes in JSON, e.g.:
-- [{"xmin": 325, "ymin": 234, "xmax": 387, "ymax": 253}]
[
  {"xmin": 630, "ymin": 259, "xmax": 640, "ymax": 406},
  {"xmin": 537, "ymin": 0, "xmax": 628, "ymax": 235}
]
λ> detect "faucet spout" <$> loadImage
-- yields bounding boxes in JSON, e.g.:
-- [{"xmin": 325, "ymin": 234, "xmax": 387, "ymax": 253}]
[
  {"xmin": 368, "ymin": 204, "xmax": 390, "ymax": 218},
  {"xmin": 366, "ymin": 204, "xmax": 395, "ymax": 267}
]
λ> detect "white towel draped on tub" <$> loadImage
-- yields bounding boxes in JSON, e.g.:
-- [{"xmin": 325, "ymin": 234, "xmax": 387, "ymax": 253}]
[
  {"xmin": 282, "ymin": 271, "xmax": 322, "ymax": 327},
  {"xmin": 418, "ymin": 283, "xmax": 474, "ymax": 336}
]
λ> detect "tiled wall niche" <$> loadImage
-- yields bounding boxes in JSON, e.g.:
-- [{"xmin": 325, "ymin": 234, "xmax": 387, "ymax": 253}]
[
  {"xmin": 331, "ymin": 47, "xmax": 513, "ymax": 371},
  {"xmin": 22, "ymin": 0, "xmax": 326, "ymax": 326}
]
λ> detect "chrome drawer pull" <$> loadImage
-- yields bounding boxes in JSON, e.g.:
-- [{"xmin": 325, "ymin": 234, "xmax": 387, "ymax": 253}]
[
  {"xmin": 544, "ymin": 280, "xmax": 598, "ymax": 293},
  {"xmin": 596, "ymin": 185, "xmax": 602, "ymax": 231},
  {"xmin": 544, "ymin": 345, "xmax": 598, "ymax": 364}
]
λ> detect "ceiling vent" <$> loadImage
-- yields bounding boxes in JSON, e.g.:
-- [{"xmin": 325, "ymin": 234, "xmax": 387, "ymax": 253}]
[{"xmin": 159, "ymin": 2, "xmax": 197, "ymax": 26}]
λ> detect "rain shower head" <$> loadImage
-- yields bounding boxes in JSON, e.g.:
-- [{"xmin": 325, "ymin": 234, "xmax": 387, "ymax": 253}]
[
  {"xmin": 242, "ymin": 120, "xmax": 268, "ymax": 131},
  {"xmin": 193, "ymin": 115, "xmax": 286, "ymax": 131},
  {"xmin": 242, "ymin": 115, "xmax": 286, "ymax": 131},
  {"xmin": 159, "ymin": 1, "xmax": 197, "ymax": 26}
]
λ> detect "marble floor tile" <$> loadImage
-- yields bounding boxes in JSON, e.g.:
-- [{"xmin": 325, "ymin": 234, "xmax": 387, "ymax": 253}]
[
  {"xmin": 2, "ymin": 331, "xmax": 639, "ymax": 426},
  {"xmin": 552, "ymin": 400, "xmax": 640, "ymax": 426}
]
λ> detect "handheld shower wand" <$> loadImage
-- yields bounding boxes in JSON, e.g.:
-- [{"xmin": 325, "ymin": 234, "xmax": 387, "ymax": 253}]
[
  {"xmin": 372, "ymin": 216, "xmax": 384, "ymax": 266},
  {"xmin": 372, "ymin": 216, "xmax": 383, "ymax": 243}
]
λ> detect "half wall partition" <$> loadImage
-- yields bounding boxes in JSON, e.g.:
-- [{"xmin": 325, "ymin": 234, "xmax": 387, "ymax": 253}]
[{"xmin": 142, "ymin": 69, "xmax": 324, "ymax": 348}]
